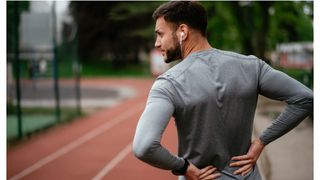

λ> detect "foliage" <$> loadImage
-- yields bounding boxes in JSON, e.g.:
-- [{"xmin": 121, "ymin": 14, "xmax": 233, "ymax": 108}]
[
  {"xmin": 203, "ymin": 2, "xmax": 243, "ymax": 52},
  {"xmin": 69, "ymin": 2, "xmax": 162, "ymax": 67},
  {"xmin": 69, "ymin": 1, "xmax": 313, "ymax": 66},
  {"xmin": 8, "ymin": 1, "xmax": 308, "ymax": 69},
  {"xmin": 267, "ymin": 2, "xmax": 313, "ymax": 50},
  {"xmin": 202, "ymin": 1, "xmax": 313, "ymax": 62}
]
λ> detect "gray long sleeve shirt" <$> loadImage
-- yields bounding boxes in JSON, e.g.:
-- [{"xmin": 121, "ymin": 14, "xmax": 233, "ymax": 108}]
[{"xmin": 132, "ymin": 48, "xmax": 313, "ymax": 179}]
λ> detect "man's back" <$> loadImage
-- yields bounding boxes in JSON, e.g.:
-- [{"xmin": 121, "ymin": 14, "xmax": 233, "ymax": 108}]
[
  {"xmin": 133, "ymin": 48, "xmax": 312, "ymax": 179},
  {"xmin": 153, "ymin": 48, "xmax": 262, "ymax": 178}
]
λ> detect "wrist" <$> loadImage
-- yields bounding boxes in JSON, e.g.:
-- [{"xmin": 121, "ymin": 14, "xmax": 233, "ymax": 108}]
[
  {"xmin": 171, "ymin": 158, "xmax": 190, "ymax": 176},
  {"xmin": 256, "ymin": 138, "xmax": 266, "ymax": 147}
]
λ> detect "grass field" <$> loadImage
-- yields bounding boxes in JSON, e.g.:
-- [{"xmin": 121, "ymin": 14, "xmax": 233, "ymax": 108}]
[
  {"xmin": 7, "ymin": 114, "xmax": 56, "ymax": 140},
  {"xmin": 7, "ymin": 106, "xmax": 81, "ymax": 144},
  {"xmin": 8, "ymin": 58, "xmax": 152, "ymax": 79}
]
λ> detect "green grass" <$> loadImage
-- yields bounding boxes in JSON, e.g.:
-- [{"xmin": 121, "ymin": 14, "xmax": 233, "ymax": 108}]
[
  {"xmin": 79, "ymin": 61, "xmax": 150, "ymax": 77},
  {"xmin": 9, "ymin": 58, "xmax": 152, "ymax": 79},
  {"xmin": 7, "ymin": 114, "xmax": 56, "ymax": 140},
  {"xmin": 58, "ymin": 59, "xmax": 152, "ymax": 77},
  {"xmin": 7, "ymin": 106, "xmax": 82, "ymax": 143}
]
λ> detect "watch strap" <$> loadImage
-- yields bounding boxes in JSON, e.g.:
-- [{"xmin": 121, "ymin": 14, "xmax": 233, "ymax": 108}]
[{"xmin": 171, "ymin": 158, "xmax": 190, "ymax": 175}]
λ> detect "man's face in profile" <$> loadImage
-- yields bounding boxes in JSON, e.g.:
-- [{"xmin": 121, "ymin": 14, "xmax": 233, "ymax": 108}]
[{"xmin": 154, "ymin": 17, "xmax": 182, "ymax": 63}]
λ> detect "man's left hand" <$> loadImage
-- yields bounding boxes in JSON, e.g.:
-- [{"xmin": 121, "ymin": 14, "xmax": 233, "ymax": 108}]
[{"xmin": 229, "ymin": 139, "xmax": 265, "ymax": 176}]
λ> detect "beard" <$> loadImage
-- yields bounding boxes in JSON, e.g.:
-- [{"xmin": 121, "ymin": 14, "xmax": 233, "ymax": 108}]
[{"xmin": 164, "ymin": 35, "xmax": 182, "ymax": 63}]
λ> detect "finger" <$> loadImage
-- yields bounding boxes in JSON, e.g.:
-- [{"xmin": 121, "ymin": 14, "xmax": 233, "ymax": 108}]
[
  {"xmin": 233, "ymin": 164, "xmax": 251, "ymax": 175},
  {"xmin": 241, "ymin": 167, "xmax": 252, "ymax": 176},
  {"xmin": 231, "ymin": 155, "xmax": 249, "ymax": 161},
  {"xmin": 230, "ymin": 159, "xmax": 253, "ymax": 167},
  {"xmin": 201, "ymin": 172, "xmax": 222, "ymax": 180},
  {"xmin": 199, "ymin": 165, "xmax": 214, "ymax": 174},
  {"xmin": 198, "ymin": 167, "xmax": 216, "ymax": 179}
]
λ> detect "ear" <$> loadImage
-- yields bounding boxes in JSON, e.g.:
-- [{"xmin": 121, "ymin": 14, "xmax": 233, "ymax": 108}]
[{"xmin": 178, "ymin": 24, "xmax": 189, "ymax": 41}]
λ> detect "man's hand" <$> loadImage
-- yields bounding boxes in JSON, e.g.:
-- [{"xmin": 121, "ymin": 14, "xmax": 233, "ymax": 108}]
[
  {"xmin": 229, "ymin": 139, "xmax": 265, "ymax": 176},
  {"xmin": 185, "ymin": 163, "xmax": 221, "ymax": 180}
]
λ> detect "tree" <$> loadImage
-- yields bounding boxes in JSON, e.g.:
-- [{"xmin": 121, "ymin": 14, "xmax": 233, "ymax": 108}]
[
  {"xmin": 267, "ymin": 1, "xmax": 313, "ymax": 49},
  {"xmin": 69, "ymin": 1, "xmax": 313, "ymax": 67},
  {"xmin": 69, "ymin": 2, "xmax": 161, "ymax": 68},
  {"xmin": 203, "ymin": 1, "xmax": 313, "ymax": 62}
]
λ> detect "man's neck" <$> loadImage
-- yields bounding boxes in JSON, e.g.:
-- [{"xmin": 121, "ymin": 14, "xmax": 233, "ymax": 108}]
[{"xmin": 182, "ymin": 34, "xmax": 212, "ymax": 59}]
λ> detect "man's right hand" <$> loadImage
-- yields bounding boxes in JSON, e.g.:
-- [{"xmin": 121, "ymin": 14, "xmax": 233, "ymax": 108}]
[{"xmin": 185, "ymin": 163, "xmax": 221, "ymax": 180}]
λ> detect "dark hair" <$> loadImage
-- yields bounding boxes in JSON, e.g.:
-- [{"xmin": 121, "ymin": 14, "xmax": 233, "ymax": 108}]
[{"xmin": 152, "ymin": 1, "xmax": 208, "ymax": 37}]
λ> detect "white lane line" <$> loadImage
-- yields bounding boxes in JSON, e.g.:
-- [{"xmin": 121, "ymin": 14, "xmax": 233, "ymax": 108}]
[
  {"xmin": 9, "ymin": 103, "xmax": 143, "ymax": 180},
  {"xmin": 92, "ymin": 143, "xmax": 132, "ymax": 180}
]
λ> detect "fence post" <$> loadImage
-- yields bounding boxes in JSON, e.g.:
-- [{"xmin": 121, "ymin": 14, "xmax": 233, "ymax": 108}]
[
  {"xmin": 75, "ymin": 36, "xmax": 82, "ymax": 115},
  {"xmin": 13, "ymin": 1, "xmax": 23, "ymax": 139},
  {"xmin": 52, "ymin": 1, "xmax": 61, "ymax": 122}
]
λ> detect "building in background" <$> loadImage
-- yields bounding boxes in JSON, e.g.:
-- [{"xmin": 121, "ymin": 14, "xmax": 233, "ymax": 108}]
[{"xmin": 272, "ymin": 42, "xmax": 313, "ymax": 70}]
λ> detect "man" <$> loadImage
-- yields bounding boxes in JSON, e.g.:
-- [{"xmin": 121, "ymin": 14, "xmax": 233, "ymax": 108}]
[{"xmin": 133, "ymin": 1, "xmax": 313, "ymax": 180}]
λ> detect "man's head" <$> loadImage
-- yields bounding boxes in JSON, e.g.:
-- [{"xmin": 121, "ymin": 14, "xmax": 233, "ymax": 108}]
[{"xmin": 153, "ymin": 1, "xmax": 208, "ymax": 63}]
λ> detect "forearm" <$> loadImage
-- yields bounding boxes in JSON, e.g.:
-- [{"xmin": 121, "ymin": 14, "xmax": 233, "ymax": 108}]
[
  {"xmin": 133, "ymin": 136, "xmax": 184, "ymax": 170},
  {"xmin": 133, "ymin": 98, "xmax": 184, "ymax": 170},
  {"xmin": 258, "ymin": 61, "xmax": 313, "ymax": 145},
  {"xmin": 259, "ymin": 99, "xmax": 312, "ymax": 145}
]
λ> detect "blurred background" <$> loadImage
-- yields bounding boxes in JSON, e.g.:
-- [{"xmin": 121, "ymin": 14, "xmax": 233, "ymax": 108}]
[{"xmin": 7, "ymin": 1, "xmax": 313, "ymax": 180}]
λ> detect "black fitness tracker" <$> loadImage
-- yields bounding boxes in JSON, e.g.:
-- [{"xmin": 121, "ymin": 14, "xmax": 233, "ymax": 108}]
[{"xmin": 171, "ymin": 158, "xmax": 190, "ymax": 175}]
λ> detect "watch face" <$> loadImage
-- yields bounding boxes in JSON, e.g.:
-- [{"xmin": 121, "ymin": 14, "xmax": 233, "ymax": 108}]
[{"xmin": 172, "ymin": 159, "xmax": 189, "ymax": 176}]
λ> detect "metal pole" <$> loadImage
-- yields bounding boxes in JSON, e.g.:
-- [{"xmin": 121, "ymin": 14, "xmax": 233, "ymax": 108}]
[
  {"xmin": 13, "ymin": 1, "xmax": 23, "ymax": 139},
  {"xmin": 52, "ymin": 1, "xmax": 61, "ymax": 122},
  {"xmin": 75, "ymin": 35, "xmax": 82, "ymax": 115}
]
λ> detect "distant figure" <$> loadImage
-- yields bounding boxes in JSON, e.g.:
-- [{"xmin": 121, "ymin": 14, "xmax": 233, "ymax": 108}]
[
  {"xmin": 28, "ymin": 60, "xmax": 39, "ymax": 79},
  {"xmin": 39, "ymin": 58, "xmax": 48, "ymax": 75},
  {"xmin": 133, "ymin": 1, "xmax": 313, "ymax": 180},
  {"xmin": 28, "ymin": 60, "xmax": 39, "ymax": 90}
]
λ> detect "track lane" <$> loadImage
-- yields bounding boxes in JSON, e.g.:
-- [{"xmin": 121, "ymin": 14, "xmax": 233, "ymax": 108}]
[
  {"xmin": 103, "ymin": 118, "xmax": 178, "ymax": 180},
  {"xmin": 9, "ymin": 103, "xmax": 144, "ymax": 180},
  {"xmin": 8, "ymin": 78, "xmax": 181, "ymax": 180}
]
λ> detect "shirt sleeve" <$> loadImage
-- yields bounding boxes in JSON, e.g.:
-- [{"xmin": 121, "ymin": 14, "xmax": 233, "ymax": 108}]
[
  {"xmin": 132, "ymin": 79, "xmax": 184, "ymax": 170},
  {"xmin": 258, "ymin": 60, "xmax": 313, "ymax": 145}
]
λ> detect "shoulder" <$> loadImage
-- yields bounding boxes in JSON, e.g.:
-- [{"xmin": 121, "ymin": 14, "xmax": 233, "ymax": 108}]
[
  {"xmin": 214, "ymin": 49, "xmax": 259, "ymax": 62},
  {"xmin": 214, "ymin": 49, "xmax": 270, "ymax": 74},
  {"xmin": 151, "ymin": 77, "xmax": 172, "ymax": 91},
  {"xmin": 148, "ymin": 77, "xmax": 176, "ymax": 105}
]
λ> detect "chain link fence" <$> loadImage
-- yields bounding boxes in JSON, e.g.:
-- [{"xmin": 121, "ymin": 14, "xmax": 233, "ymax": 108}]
[{"xmin": 7, "ymin": 1, "xmax": 81, "ymax": 143}]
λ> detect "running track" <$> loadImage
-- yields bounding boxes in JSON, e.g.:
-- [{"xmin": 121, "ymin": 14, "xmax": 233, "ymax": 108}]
[{"xmin": 7, "ymin": 78, "xmax": 178, "ymax": 180}]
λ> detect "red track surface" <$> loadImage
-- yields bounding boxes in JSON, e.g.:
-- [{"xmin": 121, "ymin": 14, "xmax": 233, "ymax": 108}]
[{"xmin": 7, "ymin": 78, "xmax": 178, "ymax": 180}]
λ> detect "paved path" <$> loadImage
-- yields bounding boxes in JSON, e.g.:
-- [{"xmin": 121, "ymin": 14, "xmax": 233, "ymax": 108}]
[
  {"xmin": 10, "ymin": 79, "xmax": 136, "ymax": 109},
  {"xmin": 254, "ymin": 96, "xmax": 313, "ymax": 180}
]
